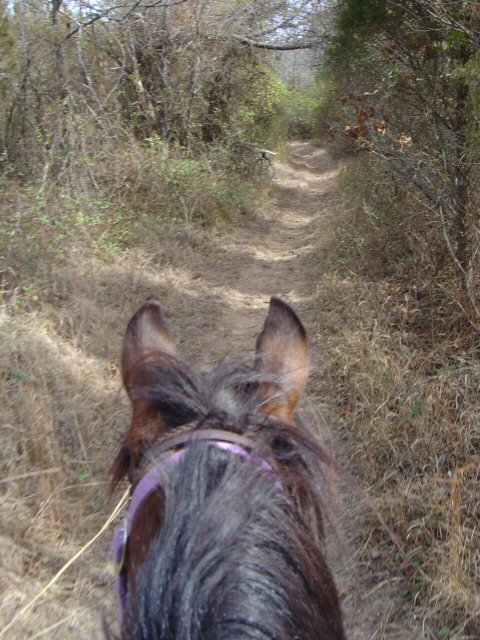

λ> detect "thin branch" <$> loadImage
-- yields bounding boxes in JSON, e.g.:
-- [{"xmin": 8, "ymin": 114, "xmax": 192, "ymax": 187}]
[
  {"xmin": 231, "ymin": 34, "xmax": 319, "ymax": 50},
  {"xmin": 61, "ymin": 0, "xmax": 189, "ymax": 42}
]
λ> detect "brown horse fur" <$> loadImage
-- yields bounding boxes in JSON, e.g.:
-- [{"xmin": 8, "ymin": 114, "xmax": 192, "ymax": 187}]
[{"xmin": 111, "ymin": 297, "xmax": 346, "ymax": 639}]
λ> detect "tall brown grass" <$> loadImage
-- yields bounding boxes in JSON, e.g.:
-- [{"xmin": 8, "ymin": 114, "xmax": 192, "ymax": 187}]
[
  {"xmin": 0, "ymin": 136, "xmax": 263, "ymax": 637},
  {"xmin": 315, "ymin": 154, "xmax": 480, "ymax": 638}
]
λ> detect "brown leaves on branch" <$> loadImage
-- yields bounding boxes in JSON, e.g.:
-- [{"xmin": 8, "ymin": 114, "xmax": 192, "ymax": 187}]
[{"xmin": 343, "ymin": 107, "xmax": 411, "ymax": 149}]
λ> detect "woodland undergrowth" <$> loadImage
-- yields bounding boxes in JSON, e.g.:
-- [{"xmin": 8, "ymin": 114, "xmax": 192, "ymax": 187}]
[
  {"xmin": 315, "ymin": 4, "xmax": 480, "ymax": 637},
  {"xmin": 316, "ymin": 153, "xmax": 480, "ymax": 639}
]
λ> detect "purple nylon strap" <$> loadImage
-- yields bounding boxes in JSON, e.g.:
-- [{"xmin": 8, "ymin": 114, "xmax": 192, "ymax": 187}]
[{"xmin": 113, "ymin": 439, "xmax": 279, "ymax": 627}]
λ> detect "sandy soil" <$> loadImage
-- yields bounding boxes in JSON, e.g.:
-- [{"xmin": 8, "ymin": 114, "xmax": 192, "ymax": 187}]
[{"xmin": 189, "ymin": 143, "xmax": 338, "ymax": 363}]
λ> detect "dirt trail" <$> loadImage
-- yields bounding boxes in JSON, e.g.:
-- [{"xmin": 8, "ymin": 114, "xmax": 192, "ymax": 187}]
[
  {"xmin": 187, "ymin": 141, "xmax": 402, "ymax": 639},
  {"xmin": 193, "ymin": 142, "xmax": 338, "ymax": 366},
  {"xmin": 0, "ymin": 142, "xmax": 411, "ymax": 639}
]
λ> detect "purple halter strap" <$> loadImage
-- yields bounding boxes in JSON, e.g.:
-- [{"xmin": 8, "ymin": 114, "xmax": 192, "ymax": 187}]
[{"xmin": 113, "ymin": 432, "xmax": 279, "ymax": 627}]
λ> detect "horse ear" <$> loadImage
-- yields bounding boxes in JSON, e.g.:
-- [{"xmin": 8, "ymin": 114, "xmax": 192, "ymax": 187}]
[
  {"xmin": 121, "ymin": 301, "xmax": 176, "ymax": 384},
  {"xmin": 119, "ymin": 301, "xmax": 179, "ymax": 471},
  {"xmin": 255, "ymin": 297, "xmax": 309, "ymax": 422}
]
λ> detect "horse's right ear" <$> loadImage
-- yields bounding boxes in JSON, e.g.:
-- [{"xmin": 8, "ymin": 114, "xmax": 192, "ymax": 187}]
[
  {"xmin": 121, "ymin": 301, "xmax": 176, "ymax": 385},
  {"xmin": 255, "ymin": 297, "xmax": 309, "ymax": 422}
]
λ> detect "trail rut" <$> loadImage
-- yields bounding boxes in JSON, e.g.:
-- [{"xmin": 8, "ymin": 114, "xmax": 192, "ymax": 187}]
[{"xmin": 192, "ymin": 142, "xmax": 338, "ymax": 365}]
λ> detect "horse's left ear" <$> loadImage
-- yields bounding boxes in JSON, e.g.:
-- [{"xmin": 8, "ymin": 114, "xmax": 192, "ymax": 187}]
[
  {"xmin": 114, "ymin": 301, "xmax": 177, "ymax": 479},
  {"xmin": 121, "ymin": 300, "xmax": 176, "ymax": 385},
  {"xmin": 255, "ymin": 297, "xmax": 309, "ymax": 422}
]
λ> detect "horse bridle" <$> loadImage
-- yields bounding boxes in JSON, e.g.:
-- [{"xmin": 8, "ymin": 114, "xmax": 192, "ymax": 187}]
[{"xmin": 113, "ymin": 428, "xmax": 279, "ymax": 627}]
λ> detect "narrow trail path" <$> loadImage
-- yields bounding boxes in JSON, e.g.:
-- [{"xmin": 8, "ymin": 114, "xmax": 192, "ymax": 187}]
[
  {"xmin": 187, "ymin": 141, "xmax": 403, "ymax": 639},
  {"xmin": 0, "ymin": 142, "xmax": 413, "ymax": 640},
  {"xmin": 193, "ymin": 142, "xmax": 338, "ymax": 366}
]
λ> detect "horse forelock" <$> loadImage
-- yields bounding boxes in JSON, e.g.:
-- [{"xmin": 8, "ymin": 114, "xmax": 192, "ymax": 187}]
[
  {"xmin": 125, "ymin": 352, "xmax": 306, "ymax": 427},
  {"xmin": 116, "ymin": 352, "xmax": 343, "ymax": 528}
]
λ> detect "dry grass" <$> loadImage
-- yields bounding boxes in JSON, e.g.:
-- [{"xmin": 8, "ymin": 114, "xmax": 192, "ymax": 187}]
[
  {"xmin": 2, "ymin": 140, "xmax": 478, "ymax": 639},
  {"xmin": 0, "ymin": 263, "xmax": 132, "ymax": 637},
  {"xmin": 314, "ymin": 156, "xmax": 480, "ymax": 638},
  {"xmin": 0, "ymin": 147, "xmax": 260, "ymax": 637},
  {"xmin": 0, "ymin": 256, "xmax": 203, "ymax": 637}
]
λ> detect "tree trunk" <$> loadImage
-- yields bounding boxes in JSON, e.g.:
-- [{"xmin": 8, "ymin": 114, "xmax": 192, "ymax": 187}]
[{"xmin": 451, "ymin": 53, "xmax": 474, "ymax": 309}]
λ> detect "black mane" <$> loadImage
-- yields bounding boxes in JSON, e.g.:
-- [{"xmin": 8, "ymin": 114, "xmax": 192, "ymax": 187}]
[
  {"xmin": 120, "ymin": 359, "xmax": 345, "ymax": 639},
  {"xmin": 129, "ymin": 443, "xmax": 342, "ymax": 639}
]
